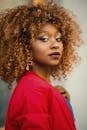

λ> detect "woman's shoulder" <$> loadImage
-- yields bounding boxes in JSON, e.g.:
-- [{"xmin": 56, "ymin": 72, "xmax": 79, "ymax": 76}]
[
  {"xmin": 14, "ymin": 71, "xmax": 51, "ymax": 95},
  {"xmin": 20, "ymin": 71, "xmax": 51, "ymax": 88}
]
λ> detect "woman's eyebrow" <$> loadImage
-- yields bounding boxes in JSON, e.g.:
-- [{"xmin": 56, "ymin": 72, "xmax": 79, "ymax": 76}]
[
  {"xmin": 39, "ymin": 30, "xmax": 61, "ymax": 35},
  {"xmin": 38, "ymin": 31, "xmax": 49, "ymax": 34}
]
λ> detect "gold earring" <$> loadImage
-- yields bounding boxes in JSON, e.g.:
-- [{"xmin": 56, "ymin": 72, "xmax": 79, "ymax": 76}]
[
  {"xmin": 26, "ymin": 64, "xmax": 29, "ymax": 71},
  {"xmin": 26, "ymin": 60, "xmax": 33, "ymax": 71}
]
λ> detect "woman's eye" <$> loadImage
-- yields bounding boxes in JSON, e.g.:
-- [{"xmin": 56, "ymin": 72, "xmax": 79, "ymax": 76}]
[
  {"xmin": 37, "ymin": 36, "xmax": 49, "ymax": 42},
  {"xmin": 56, "ymin": 35, "xmax": 62, "ymax": 42},
  {"xmin": 56, "ymin": 37, "xmax": 62, "ymax": 42}
]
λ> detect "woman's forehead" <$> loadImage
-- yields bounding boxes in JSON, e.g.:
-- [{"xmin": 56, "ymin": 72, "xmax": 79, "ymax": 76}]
[{"xmin": 38, "ymin": 23, "xmax": 61, "ymax": 35}]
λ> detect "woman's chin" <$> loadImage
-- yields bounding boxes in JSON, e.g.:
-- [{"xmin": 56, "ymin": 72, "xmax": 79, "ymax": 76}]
[{"xmin": 49, "ymin": 60, "xmax": 60, "ymax": 66}]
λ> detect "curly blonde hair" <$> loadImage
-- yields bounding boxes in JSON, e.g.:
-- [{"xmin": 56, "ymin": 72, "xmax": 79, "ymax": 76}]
[{"xmin": 0, "ymin": 2, "xmax": 83, "ymax": 84}]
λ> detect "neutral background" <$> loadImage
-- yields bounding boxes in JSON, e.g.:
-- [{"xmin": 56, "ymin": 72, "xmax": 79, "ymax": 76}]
[
  {"xmin": 0, "ymin": 0, "xmax": 87, "ymax": 130},
  {"xmin": 62, "ymin": 1, "xmax": 87, "ymax": 130}
]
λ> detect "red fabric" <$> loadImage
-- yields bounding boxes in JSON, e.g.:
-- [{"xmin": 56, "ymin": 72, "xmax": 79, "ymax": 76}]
[{"xmin": 5, "ymin": 72, "xmax": 76, "ymax": 130}]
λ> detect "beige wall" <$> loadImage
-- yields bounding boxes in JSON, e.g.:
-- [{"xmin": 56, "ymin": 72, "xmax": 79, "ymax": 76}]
[
  {"xmin": 62, "ymin": 0, "xmax": 87, "ymax": 130},
  {"xmin": 0, "ymin": 0, "xmax": 29, "ymax": 10}
]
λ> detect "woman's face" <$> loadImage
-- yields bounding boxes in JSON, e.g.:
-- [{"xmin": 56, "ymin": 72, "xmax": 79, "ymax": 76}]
[{"xmin": 31, "ymin": 24, "xmax": 63, "ymax": 67}]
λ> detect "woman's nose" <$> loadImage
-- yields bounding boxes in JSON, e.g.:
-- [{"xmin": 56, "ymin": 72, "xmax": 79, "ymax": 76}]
[{"xmin": 50, "ymin": 38, "xmax": 60, "ymax": 49}]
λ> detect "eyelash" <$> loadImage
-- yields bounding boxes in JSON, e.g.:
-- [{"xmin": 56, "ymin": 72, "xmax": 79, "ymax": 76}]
[
  {"xmin": 38, "ymin": 37, "xmax": 48, "ymax": 42},
  {"xmin": 56, "ymin": 37, "xmax": 62, "ymax": 42},
  {"xmin": 37, "ymin": 36, "xmax": 62, "ymax": 42}
]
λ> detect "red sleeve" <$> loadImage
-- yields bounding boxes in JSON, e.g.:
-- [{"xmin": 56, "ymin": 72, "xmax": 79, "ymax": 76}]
[{"xmin": 5, "ymin": 76, "xmax": 51, "ymax": 130}]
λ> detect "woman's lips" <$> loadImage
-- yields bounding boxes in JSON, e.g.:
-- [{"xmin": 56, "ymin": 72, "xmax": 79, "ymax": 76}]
[{"xmin": 48, "ymin": 52, "xmax": 60, "ymax": 59}]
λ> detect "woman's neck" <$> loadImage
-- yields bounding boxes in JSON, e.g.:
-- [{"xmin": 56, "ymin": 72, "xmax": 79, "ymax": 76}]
[{"xmin": 32, "ymin": 62, "xmax": 51, "ymax": 83}]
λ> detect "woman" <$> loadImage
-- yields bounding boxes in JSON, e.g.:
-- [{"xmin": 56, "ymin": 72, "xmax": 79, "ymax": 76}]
[{"xmin": 0, "ymin": 1, "xmax": 82, "ymax": 130}]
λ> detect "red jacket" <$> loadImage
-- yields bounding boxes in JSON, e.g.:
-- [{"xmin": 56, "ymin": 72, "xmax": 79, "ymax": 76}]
[{"xmin": 5, "ymin": 72, "xmax": 76, "ymax": 130}]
